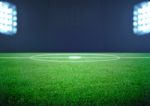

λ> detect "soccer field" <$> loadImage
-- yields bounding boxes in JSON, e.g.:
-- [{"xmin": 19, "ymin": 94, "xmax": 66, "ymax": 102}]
[{"xmin": 0, "ymin": 53, "xmax": 150, "ymax": 106}]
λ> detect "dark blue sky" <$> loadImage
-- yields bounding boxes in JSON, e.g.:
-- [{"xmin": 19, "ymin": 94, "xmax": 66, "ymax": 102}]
[{"xmin": 0, "ymin": 0, "xmax": 150, "ymax": 52}]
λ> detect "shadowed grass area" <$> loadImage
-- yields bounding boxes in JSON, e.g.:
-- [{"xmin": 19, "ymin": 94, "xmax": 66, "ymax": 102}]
[{"xmin": 0, "ymin": 53, "xmax": 150, "ymax": 106}]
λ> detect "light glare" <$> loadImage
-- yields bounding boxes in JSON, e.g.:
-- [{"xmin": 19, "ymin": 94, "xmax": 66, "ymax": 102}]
[
  {"xmin": 133, "ymin": 1, "xmax": 150, "ymax": 35},
  {"xmin": 0, "ymin": 1, "xmax": 17, "ymax": 35}
]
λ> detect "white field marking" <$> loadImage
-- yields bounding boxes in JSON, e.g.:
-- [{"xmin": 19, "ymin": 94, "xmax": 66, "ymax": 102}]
[
  {"xmin": 30, "ymin": 54, "xmax": 121, "ymax": 62},
  {"xmin": 0, "ymin": 57, "xmax": 29, "ymax": 59},
  {"xmin": 30, "ymin": 57, "xmax": 118, "ymax": 58},
  {"xmin": 0, "ymin": 56, "xmax": 149, "ymax": 59},
  {"xmin": 0, "ymin": 55, "xmax": 150, "ymax": 63},
  {"xmin": 30, "ymin": 54, "xmax": 120, "ymax": 58},
  {"xmin": 0, "ymin": 56, "xmax": 150, "ymax": 59},
  {"xmin": 68, "ymin": 56, "xmax": 81, "ymax": 59},
  {"xmin": 120, "ymin": 57, "xmax": 150, "ymax": 59}
]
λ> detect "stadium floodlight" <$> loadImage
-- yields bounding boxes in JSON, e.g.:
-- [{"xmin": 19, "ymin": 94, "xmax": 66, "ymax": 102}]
[
  {"xmin": 0, "ymin": 1, "xmax": 17, "ymax": 35},
  {"xmin": 133, "ymin": 1, "xmax": 150, "ymax": 35}
]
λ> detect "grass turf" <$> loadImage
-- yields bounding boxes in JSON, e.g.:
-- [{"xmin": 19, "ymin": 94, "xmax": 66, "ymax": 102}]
[{"xmin": 0, "ymin": 53, "xmax": 150, "ymax": 106}]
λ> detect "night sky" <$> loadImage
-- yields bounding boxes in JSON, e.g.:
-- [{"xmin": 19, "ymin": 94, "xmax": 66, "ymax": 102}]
[{"xmin": 0, "ymin": 0, "xmax": 150, "ymax": 52}]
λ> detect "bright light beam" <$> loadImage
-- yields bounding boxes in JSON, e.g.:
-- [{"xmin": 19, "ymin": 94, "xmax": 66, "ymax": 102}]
[
  {"xmin": 133, "ymin": 1, "xmax": 150, "ymax": 35},
  {"xmin": 0, "ymin": 1, "xmax": 17, "ymax": 35}
]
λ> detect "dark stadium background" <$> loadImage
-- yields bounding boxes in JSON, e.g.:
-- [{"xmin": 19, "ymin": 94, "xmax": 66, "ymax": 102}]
[{"xmin": 0, "ymin": 0, "xmax": 150, "ymax": 52}]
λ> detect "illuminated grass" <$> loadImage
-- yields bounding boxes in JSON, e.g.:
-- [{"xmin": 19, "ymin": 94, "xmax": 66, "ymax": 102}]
[{"xmin": 0, "ymin": 53, "xmax": 150, "ymax": 106}]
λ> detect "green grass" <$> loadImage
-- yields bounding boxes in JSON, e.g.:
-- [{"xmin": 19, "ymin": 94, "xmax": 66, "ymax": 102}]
[{"xmin": 0, "ymin": 53, "xmax": 150, "ymax": 106}]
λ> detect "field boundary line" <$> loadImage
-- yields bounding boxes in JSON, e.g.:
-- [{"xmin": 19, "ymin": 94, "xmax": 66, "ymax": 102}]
[
  {"xmin": 0, "ymin": 57, "xmax": 29, "ymax": 59},
  {"xmin": 120, "ymin": 57, "xmax": 150, "ymax": 59}
]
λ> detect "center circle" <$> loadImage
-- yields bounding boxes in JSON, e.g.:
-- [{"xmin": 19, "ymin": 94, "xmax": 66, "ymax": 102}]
[{"xmin": 30, "ymin": 54, "xmax": 120, "ymax": 62}]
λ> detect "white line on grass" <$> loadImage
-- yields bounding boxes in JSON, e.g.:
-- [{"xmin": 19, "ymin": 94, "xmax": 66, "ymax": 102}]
[
  {"xmin": 120, "ymin": 57, "xmax": 150, "ymax": 59},
  {"xmin": 0, "ymin": 56, "xmax": 150, "ymax": 63},
  {"xmin": 0, "ymin": 57, "xmax": 29, "ymax": 59},
  {"xmin": 0, "ymin": 56, "xmax": 150, "ymax": 59},
  {"xmin": 29, "ymin": 54, "xmax": 120, "ymax": 62}
]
